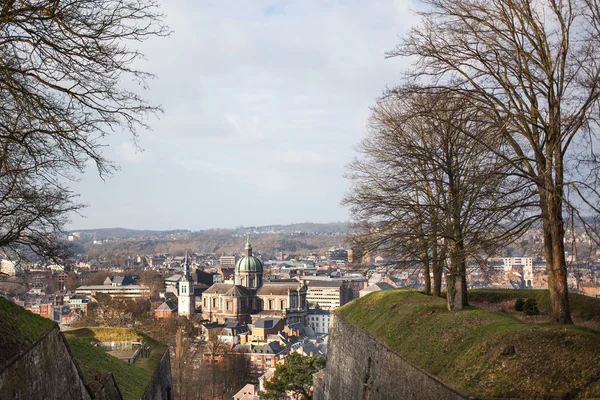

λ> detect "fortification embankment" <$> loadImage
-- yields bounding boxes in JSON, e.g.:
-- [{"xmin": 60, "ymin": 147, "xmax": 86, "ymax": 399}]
[
  {"xmin": 0, "ymin": 326, "xmax": 92, "ymax": 400},
  {"xmin": 314, "ymin": 313, "xmax": 473, "ymax": 400}
]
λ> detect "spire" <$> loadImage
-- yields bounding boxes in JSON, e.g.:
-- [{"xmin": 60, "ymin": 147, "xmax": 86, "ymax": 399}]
[
  {"xmin": 245, "ymin": 234, "xmax": 253, "ymax": 257},
  {"xmin": 182, "ymin": 252, "xmax": 189, "ymax": 278}
]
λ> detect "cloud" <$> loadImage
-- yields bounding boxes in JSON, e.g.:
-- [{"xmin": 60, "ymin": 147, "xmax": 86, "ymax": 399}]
[
  {"xmin": 69, "ymin": 0, "xmax": 419, "ymax": 230},
  {"xmin": 118, "ymin": 141, "xmax": 145, "ymax": 164}
]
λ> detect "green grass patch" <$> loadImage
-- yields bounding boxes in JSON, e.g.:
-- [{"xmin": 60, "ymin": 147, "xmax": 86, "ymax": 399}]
[
  {"xmin": 0, "ymin": 297, "xmax": 56, "ymax": 370},
  {"xmin": 64, "ymin": 327, "xmax": 167, "ymax": 400},
  {"xmin": 468, "ymin": 289, "xmax": 600, "ymax": 321},
  {"xmin": 338, "ymin": 290, "xmax": 600, "ymax": 398}
]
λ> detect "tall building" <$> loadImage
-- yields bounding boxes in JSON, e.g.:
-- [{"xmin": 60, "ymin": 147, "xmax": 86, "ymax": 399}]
[
  {"xmin": 178, "ymin": 255, "xmax": 195, "ymax": 317},
  {"xmin": 220, "ymin": 255, "xmax": 238, "ymax": 267},
  {"xmin": 305, "ymin": 280, "xmax": 347, "ymax": 310}
]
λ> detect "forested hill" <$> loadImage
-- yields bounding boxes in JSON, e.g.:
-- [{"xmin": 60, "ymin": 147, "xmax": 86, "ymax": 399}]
[{"xmin": 77, "ymin": 222, "xmax": 349, "ymax": 258}]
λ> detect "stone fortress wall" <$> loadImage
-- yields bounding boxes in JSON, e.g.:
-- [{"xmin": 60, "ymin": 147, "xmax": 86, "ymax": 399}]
[{"xmin": 314, "ymin": 313, "xmax": 500, "ymax": 400}]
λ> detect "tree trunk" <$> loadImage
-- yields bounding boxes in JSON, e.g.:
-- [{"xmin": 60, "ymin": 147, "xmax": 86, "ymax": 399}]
[
  {"xmin": 422, "ymin": 243, "xmax": 431, "ymax": 295},
  {"xmin": 432, "ymin": 240, "xmax": 444, "ymax": 297},
  {"xmin": 546, "ymin": 192, "xmax": 573, "ymax": 324},
  {"xmin": 460, "ymin": 260, "xmax": 468, "ymax": 307},
  {"xmin": 446, "ymin": 272, "xmax": 463, "ymax": 311}
]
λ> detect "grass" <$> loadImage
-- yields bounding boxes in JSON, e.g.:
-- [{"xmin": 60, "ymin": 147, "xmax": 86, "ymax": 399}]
[
  {"xmin": 0, "ymin": 297, "xmax": 56, "ymax": 370},
  {"xmin": 468, "ymin": 289, "xmax": 600, "ymax": 322},
  {"xmin": 63, "ymin": 327, "xmax": 167, "ymax": 400},
  {"xmin": 338, "ymin": 289, "xmax": 600, "ymax": 398}
]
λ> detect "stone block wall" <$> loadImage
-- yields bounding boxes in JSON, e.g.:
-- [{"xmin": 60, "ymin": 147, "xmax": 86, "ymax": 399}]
[
  {"xmin": 141, "ymin": 348, "xmax": 173, "ymax": 400},
  {"xmin": 314, "ymin": 313, "xmax": 482, "ymax": 400},
  {"xmin": 0, "ymin": 326, "xmax": 92, "ymax": 400}
]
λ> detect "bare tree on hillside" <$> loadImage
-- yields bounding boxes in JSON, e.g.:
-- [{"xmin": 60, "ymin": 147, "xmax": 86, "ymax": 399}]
[
  {"xmin": 392, "ymin": 0, "xmax": 600, "ymax": 323},
  {"xmin": 0, "ymin": 0, "xmax": 168, "ymax": 261},
  {"xmin": 345, "ymin": 88, "xmax": 536, "ymax": 310}
]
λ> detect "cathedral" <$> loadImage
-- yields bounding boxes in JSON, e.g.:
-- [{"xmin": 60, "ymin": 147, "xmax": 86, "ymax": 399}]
[{"xmin": 201, "ymin": 238, "xmax": 308, "ymax": 325}]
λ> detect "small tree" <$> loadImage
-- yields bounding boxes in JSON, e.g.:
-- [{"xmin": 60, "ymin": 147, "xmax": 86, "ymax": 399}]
[
  {"xmin": 514, "ymin": 298, "xmax": 524, "ymax": 312},
  {"xmin": 523, "ymin": 298, "xmax": 540, "ymax": 316},
  {"xmin": 263, "ymin": 353, "xmax": 325, "ymax": 400}
]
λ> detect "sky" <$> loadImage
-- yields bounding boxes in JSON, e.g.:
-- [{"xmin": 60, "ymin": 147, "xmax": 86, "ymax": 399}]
[{"xmin": 67, "ymin": 0, "xmax": 418, "ymax": 231}]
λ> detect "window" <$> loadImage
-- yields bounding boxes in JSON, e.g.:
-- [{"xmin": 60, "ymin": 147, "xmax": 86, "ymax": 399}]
[
  {"xmin": 203, "ymin": 298, "xmax": 207, "ymax": 307},
  {"xmin": 280, "ymin": 300, "xmax": 285, "ymax": 309},
  {"xmin": 226, "ymin": 301, "xmax": 231, "ymax": 311},
  {"xmin": 268, "ymin": 299, "xmax": 273, "ymax": 309},
  {"xmin": 212, "ymin": 298, "xmax": 216, "ymax": 307}
]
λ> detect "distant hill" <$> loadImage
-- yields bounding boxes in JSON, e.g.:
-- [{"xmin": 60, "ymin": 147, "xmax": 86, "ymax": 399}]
[{"xmin": 72, "ymin": 228, "xmax": 190, "ymax": 240}]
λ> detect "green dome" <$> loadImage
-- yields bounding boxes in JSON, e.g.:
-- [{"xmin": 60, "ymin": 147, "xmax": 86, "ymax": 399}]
[{"xmin": 235, "ymin": 256, "xmax": 263, "ymax": 273}]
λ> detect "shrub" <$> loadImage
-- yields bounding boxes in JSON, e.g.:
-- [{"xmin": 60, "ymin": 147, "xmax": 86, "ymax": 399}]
[
  {"xmin": 523, "ymin": 298, "xmax": 539, "ymax": 315},
  {"xmin": 514, "ymin": 298, "xmax": 524, "ymax": 312}
]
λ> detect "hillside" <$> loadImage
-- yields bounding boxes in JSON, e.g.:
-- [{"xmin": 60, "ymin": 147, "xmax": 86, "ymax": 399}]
[
  {"xmin": 338, "ymin": 290, "xmax": 600, "ymax": 398},
  {"xmin": 83, "ymin": 231, "xmax": 348, "ymax": 258}
]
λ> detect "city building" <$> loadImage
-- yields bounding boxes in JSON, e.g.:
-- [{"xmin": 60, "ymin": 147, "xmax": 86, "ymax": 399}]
[
  {"xmin": 202, "ymin": 238, "xmax": 309, "ymax": 324},
  {"xmin": 178, "ymin": 255, "xmax": 195, "ymax": 317},
  {"xmin": 307, "ymin": 309, "xmax": 331, "ymax": 335},
  {"xmin": 305, "ymin": 280, "xmax": 347, "ymax": 310},
  {"xmin": 220, "ymin": 255, "xmax": 238, "ymax": 267},
  {"xmin": 154, "ymin": 299, "xmax": 178, "ymax": 318},
  {"xmin": 74, "ymin": 285, "xmax": 150, "ymax": 298}
]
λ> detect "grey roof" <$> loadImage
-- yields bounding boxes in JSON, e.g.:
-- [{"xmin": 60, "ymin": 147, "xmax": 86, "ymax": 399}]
[
  {"xmin": 165, "ymin": 274, "xmax": 182, "ymax": 282},
  {"xmin": 252, "ymin": 341, "xmax": 285, "ymax": 355},
  {"xmin": 155, "ymin": 299, "xmax": 177, "ymax": 312},
  {"xmin": 106, "ymin": 275, "xmax": 134, "ymax": 285},
  {"xmin": 256, "ymin": 282, "xmax": 303, "ymax": 296},
  {"xmin": 204, "ymin": 283, "xmax": 254, "ymax": 297},
  {"xmin": 253, "ymin": 318, "xmax": 281, "ymax": 329},
  {"xmin": 308, "ymin": 309, "xmax": 330, "ymax": 315},
  {"xmin": 361, "ymin": 282, "xmax": 395, "ymax": 293},
  {"xmin": 306, "ymin": 280, "xmax": 344, "ymax": 288},
  {"xmin": 203, "ymin": 283, "xmax": 235, "ymax": 294},
  {"xmin": 301, "ymin": 342, "xmax": 318, "ymax": 355}
]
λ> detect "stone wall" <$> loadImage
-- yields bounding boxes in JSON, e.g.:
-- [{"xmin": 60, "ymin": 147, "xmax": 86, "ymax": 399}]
[
  {"xmin": 314, "ymin": 313, "xmax": 480, "ymax": 400},
  {"xmin": 0, "ymin": 326, "xmax": 92, "ymax": 400},
  {"xmin": 141, "ymin": 348, "xmax": 173, "ymax": 400},
  {"xmin": 88, "ymin": 372, "xmax": 123, "ymax": 400}
]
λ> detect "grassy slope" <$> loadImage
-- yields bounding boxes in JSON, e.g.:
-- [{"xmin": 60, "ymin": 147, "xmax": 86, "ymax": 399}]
[
  {"xmin": 338, "ymin": 290, "xmax": 600, "ymax": 398},
  {"xmin": 63, "ymin": 327, "xmax": 167, "ymax": 400},
  {"xmin": 0, "ymin": 297, "xmax": 56, "ymax": 370}
]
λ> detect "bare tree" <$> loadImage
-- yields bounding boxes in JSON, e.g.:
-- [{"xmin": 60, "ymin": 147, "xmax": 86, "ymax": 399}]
[
  {"xmin": 344, "ymin": 88, "xmax": 535, "ymax": 310},
  {"xmin": 0, "ymin": 0, "xmax": 168, "ymax": 260},
  {"xmin": 391, "ymin": 0, "xmax": 600, "ymax": 323}
]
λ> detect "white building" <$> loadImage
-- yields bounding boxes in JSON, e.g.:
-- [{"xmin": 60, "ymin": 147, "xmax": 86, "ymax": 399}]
[
  {"xmin": 503, "ymin": 257, "xmax": 534, "ymax": 286},
  {"xmin": 307, "ymin": 309, "xmax": 331, "ymax": 335},
  {"xmin": 178, "ymin": 256, "xmax": 195, "ymax": 317}
]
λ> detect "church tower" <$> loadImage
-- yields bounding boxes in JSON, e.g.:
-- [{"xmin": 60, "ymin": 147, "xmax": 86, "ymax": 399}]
[
  {"xmin": 234, "ymin": 236, "xmax": 264, "ymax": 289},
  {"xmin": 178, "ymin": 254, "xmax": 195, "ymax": 317}
]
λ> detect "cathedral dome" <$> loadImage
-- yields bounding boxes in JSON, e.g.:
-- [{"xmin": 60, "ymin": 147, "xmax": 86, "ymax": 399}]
[
  {"xmin": 235, "ymin": 237, "xmax": 263, "ymax": 274},
  {"xmin": 235, "ymin": 255, "xmax": 263, "ymax": 273}
]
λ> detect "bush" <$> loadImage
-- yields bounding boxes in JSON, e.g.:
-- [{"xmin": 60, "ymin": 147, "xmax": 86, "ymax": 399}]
[
  {"xmin": 523, "ymin": 298, "xmax": 539, "ymax": 315},
  {"xmin": 514, "ymin": 298, "xmax": 524, "ymax": 312}
]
